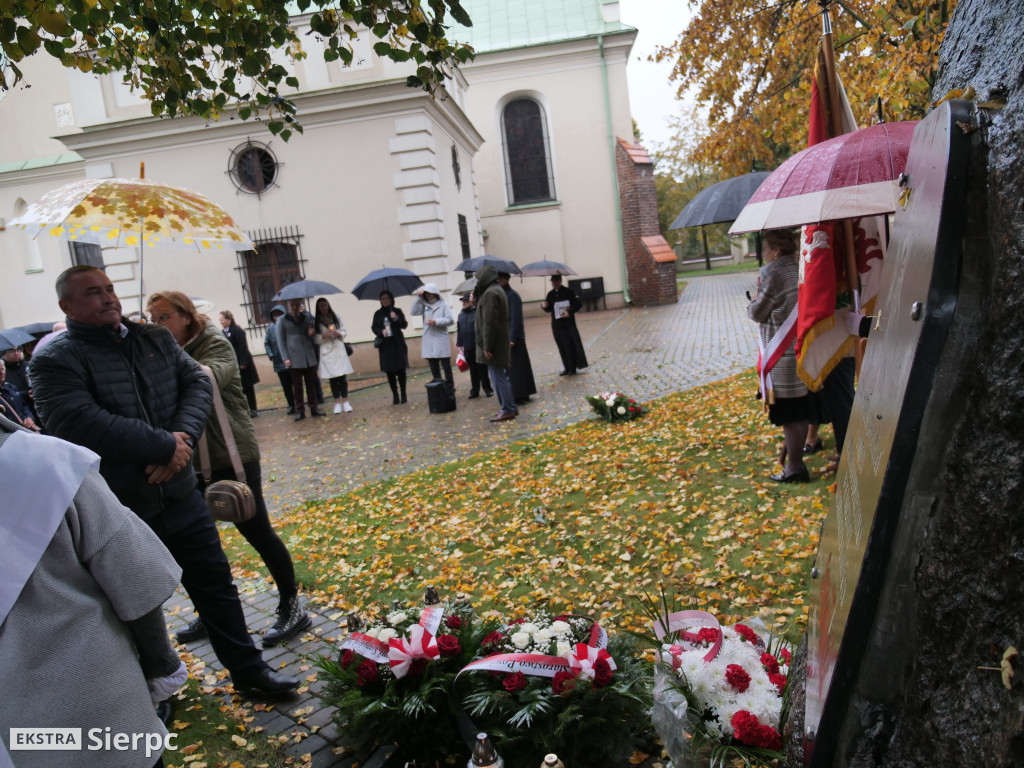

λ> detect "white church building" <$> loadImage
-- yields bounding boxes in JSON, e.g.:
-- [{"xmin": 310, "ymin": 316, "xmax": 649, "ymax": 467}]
[{"xmin": 0, "ymin": 0, "xmax": 671, "ymax": 352}]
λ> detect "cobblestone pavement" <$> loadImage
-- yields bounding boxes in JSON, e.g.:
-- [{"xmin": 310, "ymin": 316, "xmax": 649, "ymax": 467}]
[{"xmin": 165, "ymin": 271, "xmax": 759, "ymax": 767}]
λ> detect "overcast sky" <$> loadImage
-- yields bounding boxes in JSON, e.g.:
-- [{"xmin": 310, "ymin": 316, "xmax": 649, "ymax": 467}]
[{"xmin": 618, "ymin": 0, "xmax": 696, "ymax": 150}]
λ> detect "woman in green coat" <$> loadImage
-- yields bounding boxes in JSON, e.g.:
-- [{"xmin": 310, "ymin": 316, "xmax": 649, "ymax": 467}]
[{"xmin": 148, "ymin": 291, "xmax": 311, "ymax": 647}]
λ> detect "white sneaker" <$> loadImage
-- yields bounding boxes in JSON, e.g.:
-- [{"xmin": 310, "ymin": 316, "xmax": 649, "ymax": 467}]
[
  {"xmin": 333, "ymin": 402, "xmax": 342, "ymax": 414},
  {"xmin": 343, "ymin": 401, "xmax": 354, "ymax": 413}
]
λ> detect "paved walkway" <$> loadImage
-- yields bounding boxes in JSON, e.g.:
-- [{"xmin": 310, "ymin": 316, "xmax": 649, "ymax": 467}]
[{"xmin": 165, "ymin": 272, "xmax": 760, "ymax": 767}]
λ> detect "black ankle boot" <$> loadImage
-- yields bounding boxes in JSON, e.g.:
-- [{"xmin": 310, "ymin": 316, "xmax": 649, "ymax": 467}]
[
  {"xmin": 392, "ymin": 390, "xmax": 400, "ymax": 405},
  {"xmin": 400, "ymin": 388, "xmax": 407, "ymax": 404},
  {"xmin": 261, "ymin": 596, "xmax": 311, "ymax": 647}
]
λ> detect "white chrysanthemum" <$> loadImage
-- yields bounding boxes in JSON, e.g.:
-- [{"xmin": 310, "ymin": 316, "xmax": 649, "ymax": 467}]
[
  {"xmin": 605, "ymin": 398, "xmax": 616, "ymax": 407},
  {"xmin": 616, "ymin": 406, "xmax": 626, "ymax": 415},
  {"xmin": 556, "ymin": 640, "xmax": 571, "ymax": 658},
  {"xmin": 377, "ymin": 627, "xmax": 398, "ymax": 643},
  {"xmin": 534, "ymin": 627, "xmax": 554, "ymax": 644},
  {"xmin": 387, "ymin": 611, "xmax": 407, "ymax": 626},
  {"xmin": 550, "ymin": 620, "xmax": 571, "ymax": 634},
  {"xmin": 519, "ymin": 622, "xmax": 539, "ymax": 635},
  {"xmin": 511, "ymin": 631, "xmax": 531, "ymax": 650},
  {"xmin": 364, "ymin": 626, "xmax": 380, "ymax": 640}
]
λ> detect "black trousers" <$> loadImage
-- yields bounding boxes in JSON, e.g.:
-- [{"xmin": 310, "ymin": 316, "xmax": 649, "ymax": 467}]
[
  {"xmin": 288, "ymin": 366, "xmax": 320, "ymax": 413},
  {"xmin": 468, "ymin": 359, "xmax": 491, "ymax": 395},
  {"xmin": 242, "ymin": 382, "xmax": 257, "ymax": 411},
  {"xmin": 328, "ymin": 375, "xmax": 349, "ymax": 399},
  {"xmin": 146, "ymin": 489, "xmax": 264, "ymax": 678},
  {"xmin": 428, "ymin": 357, "xmax": 454, "ymax": 384},
  {"xmin": 202, "ymin": 461, "xmax": 298, "ymax": 601},
  {"xmin": 276, "ymin": 370, "xmax": 295, "ymax": 408},
  {"xmin": 822, "ymin": 357, "xmax": 856, "ymax": 455}
]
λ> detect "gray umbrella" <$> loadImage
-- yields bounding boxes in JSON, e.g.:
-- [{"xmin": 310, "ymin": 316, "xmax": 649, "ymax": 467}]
[
  {"xmin": 0, "ymin": 327, "xmax": 35, "ymax": 352},
  {"xmin": 14, "ymin": 322, "xmax": 54, "ymax": 336},
  {"xmin": 272, "ymin": 279, "xmax": 343, "ymax": 301},
  {"xmin": 669, "ymin": 172, "xmax": 771, "ymax": 229},
  {"xmin": 454, "ymin": 254, "xmax": 522, "ymax": 275},
  {"xmin": 519, "ymin": 259, "xmax": 577, "ymax": 276}
]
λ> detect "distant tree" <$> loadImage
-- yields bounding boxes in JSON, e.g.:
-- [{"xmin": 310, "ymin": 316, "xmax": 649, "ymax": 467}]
[
  {"xmin": 0, "ymin": 0, "xmax": 475, "ymax": 141},
  {"xmin": 655, "ymin": 0, "xmax": 957, "ymax": 176}
]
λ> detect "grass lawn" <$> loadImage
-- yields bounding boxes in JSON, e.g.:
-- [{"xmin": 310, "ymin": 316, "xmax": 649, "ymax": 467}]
[
  {"xmin": 222, "ymin": 370, "xmax": 833, "ymax": 635},
  {"xmin": 679, "ymin": 261, "xmax": 761, "ymax": 278}
]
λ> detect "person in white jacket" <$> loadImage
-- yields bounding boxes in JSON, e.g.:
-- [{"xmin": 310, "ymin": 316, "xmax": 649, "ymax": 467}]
[
  {"xmin": 410, "ymin": 283, "xmax": 455, "ymax": 385},
  {"xmin": 314, "ymin": 298, "xmax": 355, "ymax": 414}
]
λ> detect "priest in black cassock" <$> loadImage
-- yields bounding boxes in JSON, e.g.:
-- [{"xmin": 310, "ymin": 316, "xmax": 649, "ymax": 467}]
[
  {"xmin": 498, "ymin": 272, "xmax": 538, "ymax": 405},
  {"xmin": 542, "ymin": 274, "xmax": 588, "ymax": 376}
]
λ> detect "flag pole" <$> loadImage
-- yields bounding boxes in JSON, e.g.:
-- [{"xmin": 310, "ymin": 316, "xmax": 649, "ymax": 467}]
[{"xmin": 818, "ymin": 0, "xmax": 861, "ymax": 315}]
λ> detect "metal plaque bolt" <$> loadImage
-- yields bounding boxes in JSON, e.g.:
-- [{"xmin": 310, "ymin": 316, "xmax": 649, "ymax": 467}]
[
  {"xmin": 806, "ymin": 727, "xmax": 817, "ymax": 740},
  {"xmin": 812, "ymin": 567, "xmax": 820, "ymax": 579},
  {"xmin": 911, "ymin": 301, "xmax": 923, "ymax": 321}
]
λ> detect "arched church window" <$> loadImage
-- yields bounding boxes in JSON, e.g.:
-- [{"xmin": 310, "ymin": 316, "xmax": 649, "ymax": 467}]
[{"xmin": 501, "ymin": 98, "xmax": 555, "ymax": 205}]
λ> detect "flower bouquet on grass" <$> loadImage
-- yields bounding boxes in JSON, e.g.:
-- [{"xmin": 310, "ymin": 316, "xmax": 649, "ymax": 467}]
[
  {"xmin": 459, "ymin": 612, "xmax": 652, "ymax": 768},
  {"xmin": 315, "ymin": 589, "xmax": 495, "ymax": 764},
  {"xmin": 586, "ymin": 391, "xmax": 646, "ymax": 422},
  {"xmin": 644, "ymin": 603, "xmax": 791, "ymax": 768}
]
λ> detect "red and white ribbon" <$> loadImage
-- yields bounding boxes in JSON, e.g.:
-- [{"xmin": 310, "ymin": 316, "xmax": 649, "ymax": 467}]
[
  {"xmin": 339, "ymin": 632, "xmax": 390, "ymax": 664},
  {"xmin": 652, "ymin": 610, "xmax": 723, "ymax": 663},
  {"xmin": 388, "ymin": 624, "xmax": 440, "ymax": 678},
  {"xmin": 568, "ymin": 643, "xmax": 616, "ymax": 679}
]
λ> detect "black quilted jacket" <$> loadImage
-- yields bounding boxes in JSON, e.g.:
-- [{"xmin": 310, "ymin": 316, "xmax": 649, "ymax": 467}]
[{"xmin": 30, "ymin": 318, "xmax": 212, "ymax": 519}]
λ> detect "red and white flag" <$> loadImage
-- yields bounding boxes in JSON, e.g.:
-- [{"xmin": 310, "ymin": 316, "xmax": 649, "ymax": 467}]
[{"xmin": 796, "ymin": 41, "xmax": 886, "ymax": 391}]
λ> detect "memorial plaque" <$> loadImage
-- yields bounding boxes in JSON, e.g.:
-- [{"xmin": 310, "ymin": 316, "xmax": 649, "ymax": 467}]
[{"xmin": 804, "ymin": 99, "xmax": 974, "ymax": 765}]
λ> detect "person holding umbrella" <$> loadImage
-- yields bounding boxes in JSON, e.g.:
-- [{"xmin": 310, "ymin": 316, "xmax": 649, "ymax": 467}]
[
  {"xmin": 410, "ymin": 282, "xmax": 455, "ymax": 386},
  {"xmin": 219, "ymin": 309, "xmax": 260, "ymax": 417},
  {"xmin": 264, "ymin": 304, "xmax": 296, "ymax": 414},
  {"xmin": 542, "ymin": 275, "xmax": 588, "ymax": 376},
  {"xmin": 313, "ymin": 297, "xmax": 354, "ymax": 414},
  {"xmin": 371, "ymin": 290, "xmax": 410, "ymax": 404},
  {"xmin": 455, "ymin": 292, "xmax": 493, "ymax": 399},
  {"xmin": 277, "ymin": 299, "xmax": 325, "ymax": 421}
]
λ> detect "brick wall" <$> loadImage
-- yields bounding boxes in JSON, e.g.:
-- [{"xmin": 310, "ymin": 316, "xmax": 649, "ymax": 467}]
[{"xmin": 616, "ymin": 139, "xmax": 678, "ymax": 307}]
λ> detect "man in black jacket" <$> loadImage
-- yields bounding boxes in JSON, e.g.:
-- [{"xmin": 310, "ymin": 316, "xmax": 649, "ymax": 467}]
[{"xmin": 30, "ymin": 265, "xmax": 299, "ymax": 698}]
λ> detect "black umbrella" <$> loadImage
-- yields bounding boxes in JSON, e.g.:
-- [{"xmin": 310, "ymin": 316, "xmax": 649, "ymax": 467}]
[
  {"xmin": 272, "ymin": 279, "xmax": 343, "ymax": 302},
  {"xmin": 351, "ymin": 268, "xmax": 424, "ymax": 300},
  {"xmin": 670, "ymin": 172, "xmax": 771, "ymax": 229},
  {"xmin": 0, "ymin": 328, "xmax": 35, "ymax": 352},
  {"xmin": 669, "ymin": 172, "xmax": 770, "ymax": 270},
  {"xmin": 454, "ymin": 254, "xmax": 522, "ymax": 275},
  {"xmin": 519, "ymin": 259, "xmax": 577, "ymax": 277}
]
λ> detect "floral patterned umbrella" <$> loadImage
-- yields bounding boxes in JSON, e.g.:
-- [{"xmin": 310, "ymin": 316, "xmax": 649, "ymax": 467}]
[{"xmin": 9, "ymin": 177, "xmax": 252, "ymax": 252}]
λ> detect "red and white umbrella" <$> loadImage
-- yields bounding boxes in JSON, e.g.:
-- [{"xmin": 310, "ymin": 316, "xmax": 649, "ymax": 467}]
[{"xmin": 729, "ymin": 121, "xmax": 917, "ymax": 234}]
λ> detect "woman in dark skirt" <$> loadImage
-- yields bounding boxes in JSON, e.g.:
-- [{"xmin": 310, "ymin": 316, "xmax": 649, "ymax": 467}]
[
  {"xmin": 371, "ymin": 290, "xmax": 410, "ymax": 404},
  {"xmin": 220, "ymin": 309, "xmax": 260, "ymax": 417},
  {"xmin": 747, "ymin": 229, "xmax": 828, "ymax": 483}
]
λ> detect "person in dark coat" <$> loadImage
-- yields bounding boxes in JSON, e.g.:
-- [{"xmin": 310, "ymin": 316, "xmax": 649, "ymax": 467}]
[
  {"xmin": 455, "ymin": 292, "xmax": 493, "ymax": 399},
  {"xmin": 220, "ymin": 309, "xmax": 260, "ymax": 417},
  {"xmin": 30, "ymin": 264, "xmax": 299, "ymax": 698},
  {"xmin": 371, "ymin": 290, "xmax": 410, "ymax": 405},
  {"xmin": 474, "ymin": 265, "xmax": 516, "ymax": 422},
  {"xmin": 2, "ymin": 345, "xmax": 36, "ymax": 420},
  {"xmin": 0, "ymin": 358, "xmax": 39, "ymax": 430},
  {"xmin": 276, "ymin": 299, "xmax": 325, "ymax": 421},
  {"xmin": 497, "ymin": 272, "xmax": 537, "ymax": 404},
  {"xmin": 264, "ymin": 304, "xmax": 295, "ymax": 414},
  {"xmin": 542, "ymin": 274, "xmax": 588, "ymax": 375}
]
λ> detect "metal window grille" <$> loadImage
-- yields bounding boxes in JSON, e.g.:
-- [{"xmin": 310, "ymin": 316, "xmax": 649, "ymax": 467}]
[
  {"xmin": 458, "ymin": 214, "xmax": 471, "ymax": 261},
  {"xmin": 501, "ymin": 98, "xmax": 555, "ymax": 205},
  {"xmin": 236, "ymin": 225, "xmax": 306, "ymax": 330}
]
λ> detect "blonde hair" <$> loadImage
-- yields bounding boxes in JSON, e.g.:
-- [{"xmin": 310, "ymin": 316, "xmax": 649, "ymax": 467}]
[{"xmin": 147, "ymin": 291, "xmax": 206, "ymax": 338}]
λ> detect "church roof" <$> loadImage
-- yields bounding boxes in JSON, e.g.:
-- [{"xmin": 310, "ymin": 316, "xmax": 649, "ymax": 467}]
[
  {"xmin": 285, "ymin": 1, "xmax": 632, "ymax": 54},
  {"xmin": 454, "ymin": 0, "xmax": 632, "ymax": 52}
]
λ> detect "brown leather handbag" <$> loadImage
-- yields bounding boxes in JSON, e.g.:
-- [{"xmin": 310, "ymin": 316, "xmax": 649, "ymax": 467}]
[{"xmin": 198, "ymin": 364, "xmax": 256, "ymax": 524}]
